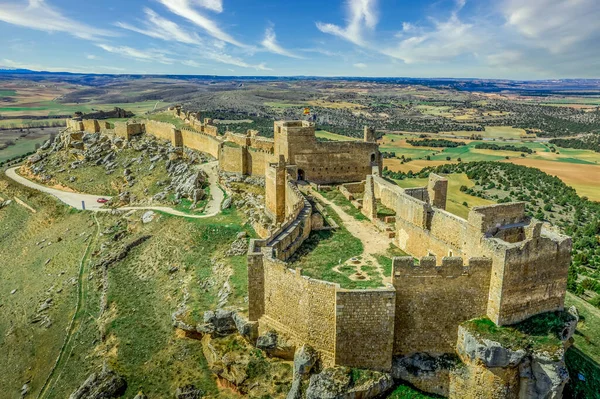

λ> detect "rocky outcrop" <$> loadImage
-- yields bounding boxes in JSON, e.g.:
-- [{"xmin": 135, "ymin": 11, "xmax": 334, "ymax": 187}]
[
  {"xmin": 175, "ymin": 385, "xmax": 203, "ymax": 399},
  {"xmin": 449, "ymin": 310, "xmax": 578, "ymax": 399},
  {"xmin": 392, "ymin": 353, "xmax": 459, "ymax": 397},
  {"xmin": 69, "ymin": 368, "xmax": 126, "ymax": 399},
  {"xmin": 256, "ymin": 330, "xmax": 296, "ymax": 360},
  {"xmin": 305, "ymin": 367, "xmax": 394, "ymax": 399}
]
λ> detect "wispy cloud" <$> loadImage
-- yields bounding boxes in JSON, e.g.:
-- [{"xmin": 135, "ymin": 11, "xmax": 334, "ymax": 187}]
[
  {"xmin": 195, "ymin": 0, "xmax": 223, "ymax": 13},
  {"xmin": 383, "ymin": 14, "xmax": 484, "ymax": 64},
  {"xmin": 204, "ymin": 52, "xmax": 272, "ymax": 71},
  {"xmin": 0, "ymin": 0, "xmax": 115, "ymax": 40},
  {"xmin": 157, "ymin": 0, "xmax": 244, "ymax": 47},
  {"xmin": 261, "ymin": 27, "xmax": 302, "ymax": 59},
  {"xmin": 116, "ymin": 8, "xmax": 202, "ymax": 45},
  {"xmin": 353, "ymin": 63, "xmax": 367, "ymax": 68},
  {"xmin": 96, "ymin": 44, "xmax": 175, "ymax": 64},
  {"xmin": 316, "ymin": 0, "xmax": 378, "ymax": 46},
  {"xmin": 182, "ymin": 59, "xmax": 202, "ymax": 67}
]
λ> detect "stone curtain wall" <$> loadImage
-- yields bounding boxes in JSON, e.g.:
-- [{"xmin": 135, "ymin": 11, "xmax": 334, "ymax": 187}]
[
  {"xmin": 219, "ymin": 144, "xmax": 246, "ymax": 174},
  {"xmin": 392, "ymin": 256, "xmax": 493, "ymax": 355},
  {"xmin": 428, "ymin": 210, "xmax": 469, "ymax": 255},
  {"xmin": 260, "ymin": 257, "xmax": 338, "ymax": 366},
  {"xmin": 335, "ymin": 289, "xmax": 396, "ymax": 371},
  {"xmin": 144, "ymin": 119, "xmax": 176, "ymax": 142},
  {"xmin": 179, "ymin": 127, "xmax": 221, "ymax": 159},
  {"xmin": 468, "ymin": 202, "xmax": 527, "ymax": 235},
  {"xmin": 483, "ymin": 232, "xmax": 571, "ymax": 325}
]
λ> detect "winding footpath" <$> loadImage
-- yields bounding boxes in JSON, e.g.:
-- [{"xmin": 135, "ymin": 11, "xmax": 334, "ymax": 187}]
[{"xmin": 5, "ymin": 161, "xmax": 224, "ymax": 219}]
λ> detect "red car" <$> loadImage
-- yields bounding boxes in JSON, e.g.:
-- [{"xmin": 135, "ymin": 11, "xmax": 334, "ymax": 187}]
[{"xmin": 96, "ymin": 198, "xmax": 109, "ymax": 204}]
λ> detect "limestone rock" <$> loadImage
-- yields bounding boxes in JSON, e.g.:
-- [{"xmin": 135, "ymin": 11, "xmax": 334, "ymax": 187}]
[
  {"xmin": 392, "ymin": 353, "xmax": 458, "ymax": 397},
  {"xmin": 175, "ymin": 385, "xmax": 203, "ymax": 399},
  {"xmin": 294, "ymin": 345, "xmax": 318, "ymax": 378},
  {"xmin": 141, "ymin": 211, "xmax": 155, "ymax": 224},
  {"xmin": 198, "ymin": 309, "xmax": 237, "ymax": 336},
  {"xmin": 518, "ymin": 352, "xmax": 569, "ymax": 399},
  {"xmin": 286, "ymin": 378, "xmax": 303, "ymax": 399},
  {"xmin": 457, "ymin": 325, "xmax": 527, "ymax": 368},
  {"xmin": 69, "ymin": 369, "xmax": 126, "ymax": 399},
  {"xmin": 256, "ymin": 331, "xmax": 295, "ymax": 360},
  {"xmin": 306, "ymin": 367, "xmax": 393, "ymax": 399},
  {"xmin": 221, "ymin": 197, "xmax": 232, "ymax": 210},
  {"xmin": 232, "ymin": 312, "xmax": 258, "ymax": 343},
  {"xmin": 133, "ymin": 392, "xmax": 147, "ymax": 399}
]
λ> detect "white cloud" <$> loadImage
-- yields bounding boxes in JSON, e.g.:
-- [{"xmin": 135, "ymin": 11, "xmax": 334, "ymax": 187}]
[
  {"xmin": 182, "ymin": 59, "xmax": 202, "ymax": 67},
  {"xmin": 316, "ymin": 0, "xmax": 378, "ymax": 46},
  {"xmin": 353, "ymin": 63, "xmax": 367, "ymax": 68},
  {"xmin": 502, "ymin": 0, "xmax": 600, "ymax": 54},
  {"xmin": 261, "ymin": 27, "xmax": 302, "ymax": 59},
  {"xmin": 116, "ymin": 8, "xmax": 202, "ymax": 45},
  {"xmin": 96, "ymin": 44, "xmax": 175, "ymax": 64},
  {"xmin": 195, "ymin": 0, "xmax": 223, "ymax": 13},
  {"xmin": 0, "ymin": 0, "xmax": 115, "ymax": 40},
  {"xmin": 204, "ymin": 51, "xmax": 272, "ymax": 70},
  {"xmin": 86, "ymin": 54, "xmax": 98, "ymax": 60},
  {"xmin": 158, "ymin": 0, "xmax": 244, "ymax": 47},
  {"xmin": 383, "ymin": 14, "xmax": 484, "ymax": 64}
]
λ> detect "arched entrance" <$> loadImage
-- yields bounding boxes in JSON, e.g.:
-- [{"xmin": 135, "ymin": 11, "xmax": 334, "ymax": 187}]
[{"xmin": 298, "ymin": 169, "xmax": 305, "ymax": 181}]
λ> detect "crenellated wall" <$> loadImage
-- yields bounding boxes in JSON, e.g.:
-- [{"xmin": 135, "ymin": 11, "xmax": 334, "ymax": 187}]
[{"xmin": 392, "ymin": 256, "xmax": 492, "ymax": 355}]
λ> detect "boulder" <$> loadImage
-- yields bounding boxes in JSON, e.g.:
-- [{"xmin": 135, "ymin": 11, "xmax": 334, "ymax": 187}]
[
  {"xmin": 175, "ymin": 385, "xmax": 203, "ymax": 399},
  {"xmin": 133, "ymin": 392, "xmax": 148, "ymax": 399},
  {"xmin": 306, "ymin": 367, "xmax": 393, "ymax": 399},
  {"xmin": 141, "ymin": 211, "xmax": 155, "ymax": 224},
  {"xmin": 198, "ymin": 309, "xmax": 237, "ymax": 336},
  {"xmin": 256, "ymin": 331, "xmax": 296, "ymax": 360},
  {"xmin": 392, "ymin": 353, "xmax": 458, "ymax": 397},
  {"xmin": 221, "ymin": 197, "xmax": 232, "ymax": 210},
  {"xmin": 294, "ymin": 345, "xmax": 318, "ymax": 378},
  {"xmin": 232, "ymin": 312, "xmax": 258, "ymax": 343},
  {"xmin": 69, "ymin": 369, "xmax": 126, "ymax": 399}
]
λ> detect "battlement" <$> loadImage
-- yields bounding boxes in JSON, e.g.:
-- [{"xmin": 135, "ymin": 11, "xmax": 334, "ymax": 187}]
[{"xmin": 392, "ymin": 256, "xmax": 492, "ymax": 277}]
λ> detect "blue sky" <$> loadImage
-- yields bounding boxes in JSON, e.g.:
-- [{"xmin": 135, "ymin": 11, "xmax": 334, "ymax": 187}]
[{"xmin": 0, "ymin": 0, "xmax": 599, "ymax": 79}]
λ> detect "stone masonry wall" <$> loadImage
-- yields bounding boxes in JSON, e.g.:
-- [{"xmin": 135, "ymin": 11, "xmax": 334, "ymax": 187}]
[
  {"xmin": 180, "ymin": 127, "xmax": 221, "ymax": 159},
  {"xmin": 144, "ymin": 119, "xmax": 176, "ymax": 142},
  {"xmin": 335, "ymin": 289, "xmax": 396, "ymax": 371},
  {"xmin": 392, "ymin": 256, "xmax": 492, "ymax": 355},
  {"xmin": 219, "ymin": 144, "xmax": 246, "ymax": 174},
  {"xmin": 260, "ymin": 257, "xmax": 338, "ymax": 366}
]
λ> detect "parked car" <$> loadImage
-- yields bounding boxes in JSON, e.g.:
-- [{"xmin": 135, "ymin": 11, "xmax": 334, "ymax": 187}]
[{"xmin": 96, "ymin": 198, "xmax": 109, "ymax": 204}]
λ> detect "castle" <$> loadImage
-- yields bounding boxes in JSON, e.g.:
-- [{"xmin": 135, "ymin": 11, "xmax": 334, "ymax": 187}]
[{"xmin": 65, "ymin": 109, "xmax": 572, "ymax": 398}]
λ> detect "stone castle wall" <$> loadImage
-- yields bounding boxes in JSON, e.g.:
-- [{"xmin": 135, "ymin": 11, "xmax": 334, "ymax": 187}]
[
  {"xmin": 180, "ymin": 127, "xmax": 221, "ymax": 159},
  {"xmin": 392, "ymin": 256, "xmax": 493, "ymax": 355},
  {"xmin": 335, "ymin": 289, "xmax": 396, "ymax": 371}
]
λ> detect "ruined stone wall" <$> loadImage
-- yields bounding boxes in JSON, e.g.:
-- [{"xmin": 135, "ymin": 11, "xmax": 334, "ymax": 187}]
[
  {"xmin": 250, "ymin": 136, "xmax": 275, "ymax": 152},
  {"xmin": 114, "ymin": 122, "xmax": 143, "ymax": 140},
  {"xmin": 373, "ymin": 176, "xmax": 428, "ymax": 228},
  {"xmin": 392, "ymin": 256, "xmax": 493, "ymax": 355},
  {"xmin": 260, "ymin": 258, "xmax": 338, "ymax": 366},
  {"xmin": 428, "ymin": 210, "xmax": 468, "ymax": 256},
  {"xmin": 468, "ymin": 202, "xmax": 527, "ymax": 236},
  {"xmin": 483, "ymin": 231, "xmax": 571, "ymax": 326},
  {"xmin": 82, "ymin": 119, "xmax": 100, "ymax": 133},
  {"xmin": 180, "ymin": 127, "xmax": 221, "ymax": 159},
  {"xmin": 335, "ymin": 289, "xmax": 396, "ymax": 371}
]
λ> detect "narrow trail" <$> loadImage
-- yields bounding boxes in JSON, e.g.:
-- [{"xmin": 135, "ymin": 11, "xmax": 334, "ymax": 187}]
[
  {"xmin": 310, "ymin": 188, "xmax": 393, "ymax": 282},
  {"xmin": 5, "ymin": 162, "xmax": 224, "ymax": 218},
  {"xmin": 36, "ymin": 214, "xmax": 100, "ymax": 399}
]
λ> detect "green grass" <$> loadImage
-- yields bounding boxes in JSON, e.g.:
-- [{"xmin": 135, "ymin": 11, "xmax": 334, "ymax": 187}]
[
  {"xmin": 386, "ymin": 383, "xmax": 440, "ymax": 398},
  {"xmin": 375, "ymin": 244, "xmax": 409, "ymax": 278},
  {"xmin": 0, "ymin": 89, "xmax": 17, "ymax": 96},
  {"xmin": 463, "ymin": 311, "xmax": 577, "ymax": 357},
  {"xmin": 0, "ymin": 176, "xmax": 96, "ymax": 398},
  {"xmin": 0, "ymin": 135, "xmax": 51, "ymax": 162},
  {"xmin": 146, "ymin": 112, "xmax": 189, "ymax": 129},
  {"xmin": 319, "ymin": 189, "xmax": 367, "ymax": 221},
  {"xmin": 290, "ymin": 205, "xmax": 379, "ymax": 289}
]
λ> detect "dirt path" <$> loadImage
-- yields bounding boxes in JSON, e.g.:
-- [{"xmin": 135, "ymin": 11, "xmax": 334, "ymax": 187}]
[
  {"xmin": 5, "ymin": 163, "xmax": 224, "ymax": 219},
  {"xmin": 310, "ymin": 189, "xmax": 394, "ymax": 283}
]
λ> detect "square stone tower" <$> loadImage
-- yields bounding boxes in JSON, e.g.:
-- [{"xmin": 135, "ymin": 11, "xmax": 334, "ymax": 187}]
[
  {"xmin": 274, "ymin": 121, "xmax": 316, "ymax": 162},
  {"xmin": 265, "ymin": 155, "xmax": 287, "ymax": 224}
]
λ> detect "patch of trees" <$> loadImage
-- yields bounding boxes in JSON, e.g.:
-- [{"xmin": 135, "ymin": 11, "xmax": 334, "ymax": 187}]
[
  {"xmin": 474, "ymin": 143, "xmax": 533, "ymax": 154},
  {"xmin": 407, "ymin": 139, "xmax": 466, "ymax": 148},
  {"xmin": 550, "ymin": 135, "xmax": 600, "ymax": 153}
]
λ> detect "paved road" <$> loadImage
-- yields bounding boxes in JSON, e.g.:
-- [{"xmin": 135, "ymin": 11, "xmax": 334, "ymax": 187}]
[{"xmin": 5, "ymin": 163, "xmax": 224, "ymax": 219}]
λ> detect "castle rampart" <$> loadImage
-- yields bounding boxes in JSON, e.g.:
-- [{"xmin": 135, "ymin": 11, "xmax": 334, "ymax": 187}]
[{"xmin": 392, "ymin": 256, "xmax": 493, "ymax": 355}]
